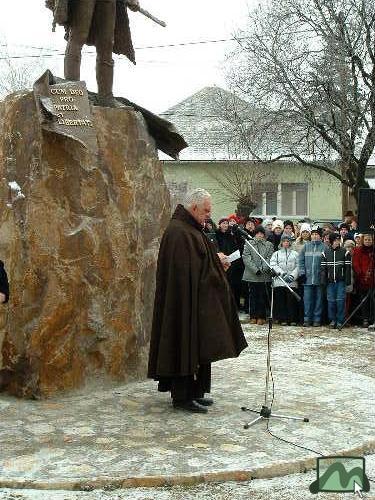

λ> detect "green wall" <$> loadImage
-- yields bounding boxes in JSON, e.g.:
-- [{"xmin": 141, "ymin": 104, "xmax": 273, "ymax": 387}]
[{"xmin": 163, "ymin": 161, "xmax": 342, "ymax": 223}]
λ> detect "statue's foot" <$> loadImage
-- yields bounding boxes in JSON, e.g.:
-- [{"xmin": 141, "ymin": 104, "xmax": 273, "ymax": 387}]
[{"xmin": 95, "ymin": 95, "xmax": 126, "ymax": 109}]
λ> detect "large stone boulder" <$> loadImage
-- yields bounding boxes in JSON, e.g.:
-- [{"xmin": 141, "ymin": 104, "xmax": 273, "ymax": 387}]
[{"xmin": 0, "ymin": 92, "xmax": 170, "ymax": 398}]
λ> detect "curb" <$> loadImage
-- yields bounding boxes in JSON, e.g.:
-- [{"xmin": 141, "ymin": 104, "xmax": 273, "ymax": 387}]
[{"xmin": 1, "ymin": 440, "xmax": 374, "ymax": 491}]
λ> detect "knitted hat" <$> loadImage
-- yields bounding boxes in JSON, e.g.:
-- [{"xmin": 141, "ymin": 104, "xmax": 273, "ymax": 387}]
[
  {"xmin": 280, "ymin": 234, "xmax": 292, "ymax": 243},
  {"xmin": 218, "ymin": 217, "xmax": 229, "ymax": 226},
  {"xmin": 272, "ymin": 219, "xmax": 284, "ymax": 230},
  {"xmin": 263, "ymin": 218, "xmax": 273, "ymax": 227},
  {"xmin": 227, "ymin": 213, "xmax": 240, "ymax": 223},
  {"xmin": 254, "ymin": 225, "xmax": 266, "ymax": 236},
  {"xmin": 300, "ymin": 223, "xmax": 311, "ymax": 233}
]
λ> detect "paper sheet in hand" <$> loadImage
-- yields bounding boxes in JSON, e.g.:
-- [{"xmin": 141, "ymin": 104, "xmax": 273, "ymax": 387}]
[{"xmin": 228, "ymin": 250, "xmax": 241, "ymax": 263}]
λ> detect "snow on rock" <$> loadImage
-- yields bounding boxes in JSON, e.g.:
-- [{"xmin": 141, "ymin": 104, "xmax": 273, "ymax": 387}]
[{"xmin": 8, "ymin": 180, "xmax": 25, "ymax": 200}]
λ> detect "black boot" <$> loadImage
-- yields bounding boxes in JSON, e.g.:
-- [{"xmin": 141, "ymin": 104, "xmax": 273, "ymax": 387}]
[
  {"xmin": 173, "ymin": 400, "xmax": 208, "ymax": 413},
  {"xmin": 195, "ymin": 397, "xmax": 214, "ymax": 406}
]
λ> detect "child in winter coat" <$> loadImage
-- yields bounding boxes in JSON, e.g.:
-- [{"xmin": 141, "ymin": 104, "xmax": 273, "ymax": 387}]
[
  {"xmin": 321, "ymin": 233, "xmax": 351, "ymax": 328},
  {"xmin": 270, "ymin": 235, "xmax": 299, "ymax": 325},
  {"xmin": 298, "ymin": 228, "xmax": 325, "ymax": 326},
  {"xmin": 242, "ymin": 226, "xmax": 274, "ymax": 325},
  {"xmin": 352, "ymin": 233, "xmax": 375, "ymax": 327}
]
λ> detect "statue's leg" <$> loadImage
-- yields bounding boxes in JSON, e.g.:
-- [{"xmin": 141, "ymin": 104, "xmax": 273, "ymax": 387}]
[
  {"xmin": 64, "ymin": 0, "xmax": 96, "ymax": 80},
  {"xmin": 95, "ymin": 0, "xmax": 118, "ymax": 105}
]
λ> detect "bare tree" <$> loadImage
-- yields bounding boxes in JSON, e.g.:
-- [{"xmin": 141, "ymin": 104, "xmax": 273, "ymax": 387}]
[
  {"xmin": 0, "ymin": 45, "xmax": 46, "ymax": 98},
  {"xmin": 208, "ymin": 163, "xmax": 273, "ymax": 217},
  {"xmin": 225, "ymin": 0, "xmax": 375, "ymax": 204}
]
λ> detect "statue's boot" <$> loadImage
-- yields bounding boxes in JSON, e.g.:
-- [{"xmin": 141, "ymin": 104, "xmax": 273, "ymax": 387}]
[
  {"xmin": 64, "ymin": 54, "xmax": 81, "ymax": 81},
  {"xmin": 96, "ymin": 60, "xmax": 125, "ymax": 108}
]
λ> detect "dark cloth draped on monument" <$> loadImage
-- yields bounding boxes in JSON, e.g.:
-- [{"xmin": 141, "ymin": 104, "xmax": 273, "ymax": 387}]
[
  {"xmin": 48, "ymin": 0, "xmax": 135, "ymax": 63},
  {"xmin": 148, "ymin": 204, "xmax": 248, "ymax": 381},
  {"xmin": 89, "ymin": 92, "xmax": 188, "ymax": 159},
  {"xmin": 34, "ymin": 70, "xmax": 187, "ymax": 159}
]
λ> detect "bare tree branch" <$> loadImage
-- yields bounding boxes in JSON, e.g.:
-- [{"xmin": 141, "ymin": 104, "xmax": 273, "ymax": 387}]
[{"xmin": 223, "ymin": 0, "xmax": 375, "ymax": 202}]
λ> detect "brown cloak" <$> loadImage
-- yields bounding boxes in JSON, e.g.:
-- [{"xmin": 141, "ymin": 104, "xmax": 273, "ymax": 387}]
[
  {"xmin": 148, "ymin": 205, "xmax": 247, "ymax": 379},
  {"xmin": 49, "ymin": 0, "xmax": 135, "ymax": 63}
]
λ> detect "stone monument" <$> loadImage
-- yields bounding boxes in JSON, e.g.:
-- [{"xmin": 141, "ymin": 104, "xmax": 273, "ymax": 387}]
[{"xmin": 0, "ymin": 66, "xmax": 186, "ymax": 397}]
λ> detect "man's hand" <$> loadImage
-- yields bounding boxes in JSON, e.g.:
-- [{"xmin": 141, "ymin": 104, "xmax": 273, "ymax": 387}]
[
  {"xmin": 127, "ymin": 0, "xmax": 140, "ymax": 12},
  {"xmin": 0, "ymin": 292, "xmax": 6, "ymax": 303},
  {"xmin": 217, "ymin": 252, "xmax": 231, "ymax": 272}
]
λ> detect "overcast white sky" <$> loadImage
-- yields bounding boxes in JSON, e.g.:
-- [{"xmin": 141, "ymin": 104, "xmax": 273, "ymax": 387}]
[{"xmin": 0, "ymin": 0, "xmax": 257, "ymax": 114}]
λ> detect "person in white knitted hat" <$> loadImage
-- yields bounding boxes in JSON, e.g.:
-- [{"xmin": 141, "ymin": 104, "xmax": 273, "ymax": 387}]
[
  {"xmin": 268, "ymin": 219, "xmax": 284, "ymax": 251},
  {"xmin": 295, "ymin": 223, "xmax": 311, "ymax": 253}
]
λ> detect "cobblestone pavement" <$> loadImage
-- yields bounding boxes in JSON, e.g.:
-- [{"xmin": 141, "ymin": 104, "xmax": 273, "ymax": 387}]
[
  {"xmin": 0, "ymin": 323, "xmax": 374, "ymax": 499},
  {"xmin": 0, "ymin": 456, "xmax": 374, "ymax": 500}
]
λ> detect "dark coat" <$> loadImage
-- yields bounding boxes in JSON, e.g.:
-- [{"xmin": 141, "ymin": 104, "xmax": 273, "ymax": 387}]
[
  {"xmin": 352, "ymin": 245, "xmax": 375, "ymax": 290},
  {"xmin": 215, "ymin": 229, "xmax": 244, "ymax": 282},
  {"xmin": 321, "ymin": 246, "xmax": 351, "ymax": 285},
  {"xmin": 215, "ymin": 229, "xmax": 239, "ymax": 256},
  {"xmin": 0, "ymin": 261, "xmax": 9, "ymax": 303},
  {"xmin": 267, "ymin": 232, "xmax": 282, "ymax": 251},
  {"xmin": 49, "ymin": 0, "xmax": 136, "ymax": 63},
  {"xmin": 148, "ymin": 205, "xmax": 247, "ymax": 379},
  {"xmin": 203, "ymin": 230, "xmax": 218, "ymax": 251}
]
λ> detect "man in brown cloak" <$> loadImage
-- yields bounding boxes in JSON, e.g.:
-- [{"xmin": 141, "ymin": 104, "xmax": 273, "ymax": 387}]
[
  {"xmin": 148, "ymin": 189, "xmax": 248, "ymax": 413},
  {"xmin": 46, "ymin": 0, "xmax": 139, "ymax": 107}
]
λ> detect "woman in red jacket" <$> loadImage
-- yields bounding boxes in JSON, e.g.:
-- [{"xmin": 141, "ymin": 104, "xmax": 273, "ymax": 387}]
[{"xmin": 352, "ymin": 234, "xmax": 375, "ymax": 327}]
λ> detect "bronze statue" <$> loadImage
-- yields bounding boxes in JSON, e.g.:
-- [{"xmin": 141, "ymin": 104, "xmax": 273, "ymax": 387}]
[{"xmin": 46, "ymin": 0, "xmax": 140, "ymax": 107}]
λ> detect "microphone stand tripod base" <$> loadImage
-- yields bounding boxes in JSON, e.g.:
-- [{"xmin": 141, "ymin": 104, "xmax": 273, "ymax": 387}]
[
  {"xmin": 241, "ymin": 405, "xmax": 309, "ymax": 429},
  {"xmin": 239, "ymin": 238, "xmax": 308, "ymax": 430}
]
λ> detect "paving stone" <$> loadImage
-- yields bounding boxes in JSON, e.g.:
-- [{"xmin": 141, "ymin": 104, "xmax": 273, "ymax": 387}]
[{"xmin": 0, "ymin": 324, "xmax": 373, "ymax": 496}]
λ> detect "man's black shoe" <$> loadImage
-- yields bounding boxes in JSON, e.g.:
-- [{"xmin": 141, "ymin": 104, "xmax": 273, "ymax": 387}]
[
  {"xmin": 173, "ymin": 400, "xmax": 208, "ymax": 413},
  {"xmin": 195, "ymin": 397, "xmax": 214, "ymax": 406}
]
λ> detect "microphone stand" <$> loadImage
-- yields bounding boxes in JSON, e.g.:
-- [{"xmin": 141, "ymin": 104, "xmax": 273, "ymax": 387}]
[{"xmin": 236, "ymin": 229, "xmax": 309, "ymax": 428}]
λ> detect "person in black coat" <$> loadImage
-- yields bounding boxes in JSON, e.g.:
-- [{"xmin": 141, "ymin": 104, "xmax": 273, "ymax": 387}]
[
  {"xmin": 203, "ymin": 218, "xmax": 218, "ymax": 249},
  {"xmin": 243, "ymin": 217, "xmax": 256, "ymax": 238},
  {"xmin": 0, "ymin": 261, "xmax": 9, "ymax": 304},
  {"xmin": 216, "ymin": 218, "xmax": 244, "ymax": 310},
  {"xmin": 148, "ymin": 190, "xmax": 247, "ymax": 413}
]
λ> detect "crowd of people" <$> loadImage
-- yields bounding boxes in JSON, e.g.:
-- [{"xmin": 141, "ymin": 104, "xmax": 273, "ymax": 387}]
[{"xmin": 203, "ymin": 211, "xmax": 375, "ymax": 329}]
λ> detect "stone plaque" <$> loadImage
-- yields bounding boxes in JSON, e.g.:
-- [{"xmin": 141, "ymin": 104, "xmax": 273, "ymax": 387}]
[{"xmin": 34, "ymin": 70, "xmax": 98, "ymax": 153}]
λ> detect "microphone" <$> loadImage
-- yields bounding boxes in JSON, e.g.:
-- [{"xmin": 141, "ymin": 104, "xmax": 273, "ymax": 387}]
[{"xmin": 234, "ymin": 227, "xmax": 254, "ymax": 241}]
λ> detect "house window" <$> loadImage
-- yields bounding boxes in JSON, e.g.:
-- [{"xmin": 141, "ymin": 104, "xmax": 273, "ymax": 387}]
[
  {"xmin": 281, "ymin": 183, "xmax": 308, "ymax": 216},
  {"xmin": 253, "ymin": 183, "xmax": 278, "ymax": 216},
  {"xmin": 253, "ymin": 183, "xmax": 308, "ymax": 217},
  {"xmin": 265, "ymin": 189, "xmax": 277, "ymax": 215}
]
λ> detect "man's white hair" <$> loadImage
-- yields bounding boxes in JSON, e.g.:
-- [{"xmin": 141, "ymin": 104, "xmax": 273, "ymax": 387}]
[{"xmin": 183, "ymin": 188, "xmax": 211, "ymax": 208}]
